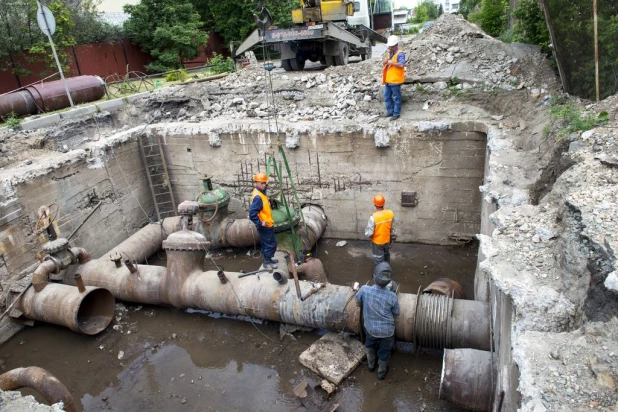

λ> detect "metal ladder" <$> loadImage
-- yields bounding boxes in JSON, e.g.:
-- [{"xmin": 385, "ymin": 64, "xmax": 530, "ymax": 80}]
[{"xmin": 138, "ymin": 133, "xmax": 178, "ymax": 220}]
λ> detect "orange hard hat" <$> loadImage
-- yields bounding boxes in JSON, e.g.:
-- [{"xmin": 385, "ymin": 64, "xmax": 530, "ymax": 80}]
[
  {"xmin": 373, "ymin": 194, "xmax": 385, "ymax": 207},
  {"xmin": 254, "ymin": 172, "xmax": 268, "ymax": 183}
]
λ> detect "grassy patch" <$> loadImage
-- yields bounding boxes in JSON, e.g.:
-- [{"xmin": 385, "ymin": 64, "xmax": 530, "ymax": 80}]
[{"xmin": 548, "ymin": 97, "xmax": 609, "ymax": 139}]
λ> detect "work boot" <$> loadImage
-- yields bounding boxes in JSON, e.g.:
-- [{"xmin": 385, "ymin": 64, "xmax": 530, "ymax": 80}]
[
  {"xmin": 269, "ymin": 257, "xmax": 279, "ymax": 263},
  {"xmin": 264, "ymin": 260, "xmax": 278, "ymax": 269},
  {"xmin": 366, "ymin": 348, "xmax": 377, "ymax": 372},
  {"xmin": 377, "ymin": 360, "xmax": 389, "ymax": 380}
]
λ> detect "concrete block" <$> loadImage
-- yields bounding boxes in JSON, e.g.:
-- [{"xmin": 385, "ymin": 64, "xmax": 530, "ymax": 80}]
[
  {"xmin": 58, "ymin": 105, "xmax": 98, "ymax": 120},
  {"xmin": 20, "ymin": 113, "xmax": 61, "ymax": 130},
  {"xmin": 299, "ymin": 332, "xmax": 365, "ymax": 385},
  {"xmin": 95, "ymin": 99, "xmax": 128, "ymax": 112}
]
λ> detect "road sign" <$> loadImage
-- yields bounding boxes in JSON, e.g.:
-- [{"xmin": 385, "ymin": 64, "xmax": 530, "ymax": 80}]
[
  {"xmin": 36, "ymin": 3, "xmax": 56, "ymax": 36},
  {"xmin": 35, "ymin": 0, "xmax": 74, "ymax": 108}
]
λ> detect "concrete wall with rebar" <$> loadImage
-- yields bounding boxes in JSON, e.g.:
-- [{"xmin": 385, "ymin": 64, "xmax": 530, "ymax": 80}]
[{"xmin": 140, "ymin": 121, "xmax": 487, "ymax": 246}]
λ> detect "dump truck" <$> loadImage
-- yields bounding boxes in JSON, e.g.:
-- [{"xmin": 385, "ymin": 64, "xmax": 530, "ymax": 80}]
[{"xmin": 234, "ymin": 0, "xmax": 393, "ymax": 71}]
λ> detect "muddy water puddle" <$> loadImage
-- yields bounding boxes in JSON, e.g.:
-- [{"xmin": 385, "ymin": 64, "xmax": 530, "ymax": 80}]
[{"xmin": 0, "ymin": 240, "xmax": 476, "ymax": 411}]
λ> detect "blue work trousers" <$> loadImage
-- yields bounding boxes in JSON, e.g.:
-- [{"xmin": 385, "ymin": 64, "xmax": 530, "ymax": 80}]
[
  {"xmin": 258, "ymin": 226, "xmax": 277, "ymax": 261},
  {"xmin": 384, "ymin": 84, "xmax": 402, "ymax": 117},
  {"xmin": 364, "ymin": 330, "xmax": 395, "ymax": 363}
]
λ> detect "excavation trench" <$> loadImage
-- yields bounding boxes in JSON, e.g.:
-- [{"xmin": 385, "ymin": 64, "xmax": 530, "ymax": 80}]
[{"xmin": 0, "ymin": 123, "xmax": 491, "ymax": 410}]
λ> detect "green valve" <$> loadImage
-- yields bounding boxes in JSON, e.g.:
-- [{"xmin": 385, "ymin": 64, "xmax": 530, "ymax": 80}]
[{"xmin": 194, "ymin": 176, "xmax": 230, "ymax": 210}]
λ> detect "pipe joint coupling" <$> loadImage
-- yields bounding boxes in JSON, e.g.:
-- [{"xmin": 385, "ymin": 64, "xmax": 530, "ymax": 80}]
[
  {"xmin": 42, "ymin": 255, "xmax": 63, "ymax": 275},
  {"xmin": 68, "ymin": 247, "xmax": 92, "ymax": 264}
]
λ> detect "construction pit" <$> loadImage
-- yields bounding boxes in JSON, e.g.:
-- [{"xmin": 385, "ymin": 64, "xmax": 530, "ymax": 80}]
[{"xmin": 0, "ymin": 14, "xmax": 617, "ymax": 412}]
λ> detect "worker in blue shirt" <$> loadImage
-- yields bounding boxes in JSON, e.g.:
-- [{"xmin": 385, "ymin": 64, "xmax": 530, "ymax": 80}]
[
  {"xmin": 355, "ymin": 262, "xmax": 400, "ymax": 380},
  {"xmin": 249, "ymin": 172, "xmax": 278, "ymax": 268}
]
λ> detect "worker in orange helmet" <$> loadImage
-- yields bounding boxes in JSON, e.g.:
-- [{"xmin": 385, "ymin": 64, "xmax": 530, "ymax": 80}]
[
  {"xmin": 365, "ymin": 194, "xmax": 396, "ymax": 264},
  {"xmin": 249, "ymin": 172, "xmax": 278, "ymax": 268}
]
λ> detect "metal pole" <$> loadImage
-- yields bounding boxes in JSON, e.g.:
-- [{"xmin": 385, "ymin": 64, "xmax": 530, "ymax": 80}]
[
  {"xmin": 593, "ymin": 0, "xmax": 599, "ymax": 102},
  {"xmin": 37, "ymin": 0, "xmax": 74, "ymax": 108}
]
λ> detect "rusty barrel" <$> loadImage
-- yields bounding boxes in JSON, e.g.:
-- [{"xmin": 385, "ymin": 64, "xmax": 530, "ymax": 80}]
[
  {"xmin": 0, "ymin": 75, "xmax": 105, "ymax": 118},
  {"xmin": 440, "ymin": 348, "xmax": 494, "ymax": 411}
]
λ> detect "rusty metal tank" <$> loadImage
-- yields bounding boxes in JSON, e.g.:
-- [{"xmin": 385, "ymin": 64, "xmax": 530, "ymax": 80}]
[{"xmin": 0, "ymin": 75, "xmax": 105, "ymax": 118}]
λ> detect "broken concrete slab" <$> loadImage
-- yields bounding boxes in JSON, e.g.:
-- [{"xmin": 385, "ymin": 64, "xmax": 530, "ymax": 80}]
[{"xmin": 299, "ymin": 332, "xmax": 365, "ymax": 385}]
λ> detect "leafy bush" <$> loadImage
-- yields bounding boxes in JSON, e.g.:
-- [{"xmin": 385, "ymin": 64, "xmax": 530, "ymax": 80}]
[
  {"xmin": 477, "ymin": 0, "xmax": 509, "ymax": 37},
  {"xmin": 459, "ymin": 0, "xmax": 482, "ymax": 19},
  {"xmin": 209, "ymin": 53, "xmax": 234, "ymax": 74},
  {"xmin": 165, "ymin": 69, "xmax": 189, "ymax": 82},
  {"xmin": 512, "ymin": 0, "xmax": 549, "ymax": 46}
]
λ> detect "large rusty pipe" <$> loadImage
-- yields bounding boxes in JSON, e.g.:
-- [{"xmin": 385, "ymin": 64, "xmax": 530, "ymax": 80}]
[
  {"xmin": 72, "ymin": 259, "xmax": 166, "ymax": 305},
  {"xmin": 0, "ymin": 75, "xmax": 105, "ymax": 118},
  {"xmin": 0, "ymin": 366, "xmax": 78, "ymax": 412},
  {"xmin": 395, "ymin": 293, "xmax": 490, "ymax": 351},
  {"xmin": 297, "ymin": 205, "xmax": 328, "ymax": 250},
  {"xmin": 440, "ymin": 349, "xmax": 494, "ymax": 411},
  {"xmin": 195, "ymin": 205, "xmax": 327, "ymax": 250},
  {"xmin": 106, "ymin": 218, "xmax": 181, "ymax": 262},
  {"xmin": 17, "ymin": 284, "xmax": 115, "ymax": 335}
]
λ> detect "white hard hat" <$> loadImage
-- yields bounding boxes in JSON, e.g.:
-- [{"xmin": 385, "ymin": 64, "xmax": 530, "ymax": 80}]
[{"xmin": 386, "ymin": 35, "xmax": 399, "ymax": 47}]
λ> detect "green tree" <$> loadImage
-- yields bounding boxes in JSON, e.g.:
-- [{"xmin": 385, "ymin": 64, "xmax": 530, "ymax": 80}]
[
  {"xmin": 473, "ymin": 0, "xmax": 508, "ymax": 37},
  {"xmin": 413, "ymin": 0, "xmax": 439, "ymax": 23},
  {"xmin": 459, "ymin": 0, "xmax": 481, "ymax": 18},
  {"xmin": 124, "ymin": 0, "xmax": 208, "ymax": 73},
  {"xmin": 511, "ymin": 0, "xmax": 549, "ymax": 47},
  {"xmin": 0, "ymin": 0, "xmax": 122, "ymax": 77},
  {"xmin": 545, "ymin": 0, "xmax": 618, "ymax": 99},
  {"xmin": 190, "ymin": 0, "xmax": 296, "ymax": 45},
  {"xmin": 438, "ymin": 4, "xmax": 444, "ymax": 16}
]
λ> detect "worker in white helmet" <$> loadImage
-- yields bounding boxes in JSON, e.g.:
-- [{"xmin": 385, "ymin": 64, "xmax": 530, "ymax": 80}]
[{"xmin": 381, "ymin": 35, "xmax": 406, "ymax": 121}]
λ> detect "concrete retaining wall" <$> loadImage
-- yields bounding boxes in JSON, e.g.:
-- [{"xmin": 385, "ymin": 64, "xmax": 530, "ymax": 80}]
[{"xmin": 157, "ymin": 125, "xmax": 486, "ymax": 245}]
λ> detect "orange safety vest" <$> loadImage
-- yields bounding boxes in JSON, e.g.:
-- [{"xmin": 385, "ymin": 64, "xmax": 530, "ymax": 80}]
[
  {"xmin": 251, "ymin": 188, "xmax": 274, "ymax": 228},
  {"xmin": 371, "ymin": 209, "xmax": 394, "ymax": 245},
  {"xmin": 382, "ymin": 50, "xmax": 405, "ymax": 85}
]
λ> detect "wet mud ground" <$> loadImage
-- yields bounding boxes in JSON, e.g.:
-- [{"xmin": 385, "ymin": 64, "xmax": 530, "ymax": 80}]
[{"xmin": 0, "ymin": 239, "xmax": 477, "ymax": 411}]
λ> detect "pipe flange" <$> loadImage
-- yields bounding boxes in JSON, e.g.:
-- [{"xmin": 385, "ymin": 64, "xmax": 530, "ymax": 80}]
[
  {"xmin": 162, "ymin": 230, "xmax": 210, "ymax": 251},
  {"xmin": 42, "ymin": 238, "xmax": 69, "ymax": 254}
]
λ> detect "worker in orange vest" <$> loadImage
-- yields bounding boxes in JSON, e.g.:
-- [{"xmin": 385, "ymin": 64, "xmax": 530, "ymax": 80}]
[
  {"xmin": 249, "ymin": 172, "xmax": 278, "ymax": 268},
  {"xmin": 382, "ymin": 35, "xmax": 405, "ymax": 121},
  {"xmin": 365, "ymin": 194, "xmax": 397, "ymax": 264}
]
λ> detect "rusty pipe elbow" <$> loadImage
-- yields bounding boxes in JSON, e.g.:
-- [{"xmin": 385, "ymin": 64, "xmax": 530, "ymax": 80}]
[
  {"xmin": 32, "ymin": 260, "xmax": 60, "ymax": 292},
  {"xmin": 69, "ymin": 247, "xmax": 91, "ymax": 264},
  {"xmin": 0, "ymin": 366, "xmax": 78, "ymax": 412}
]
